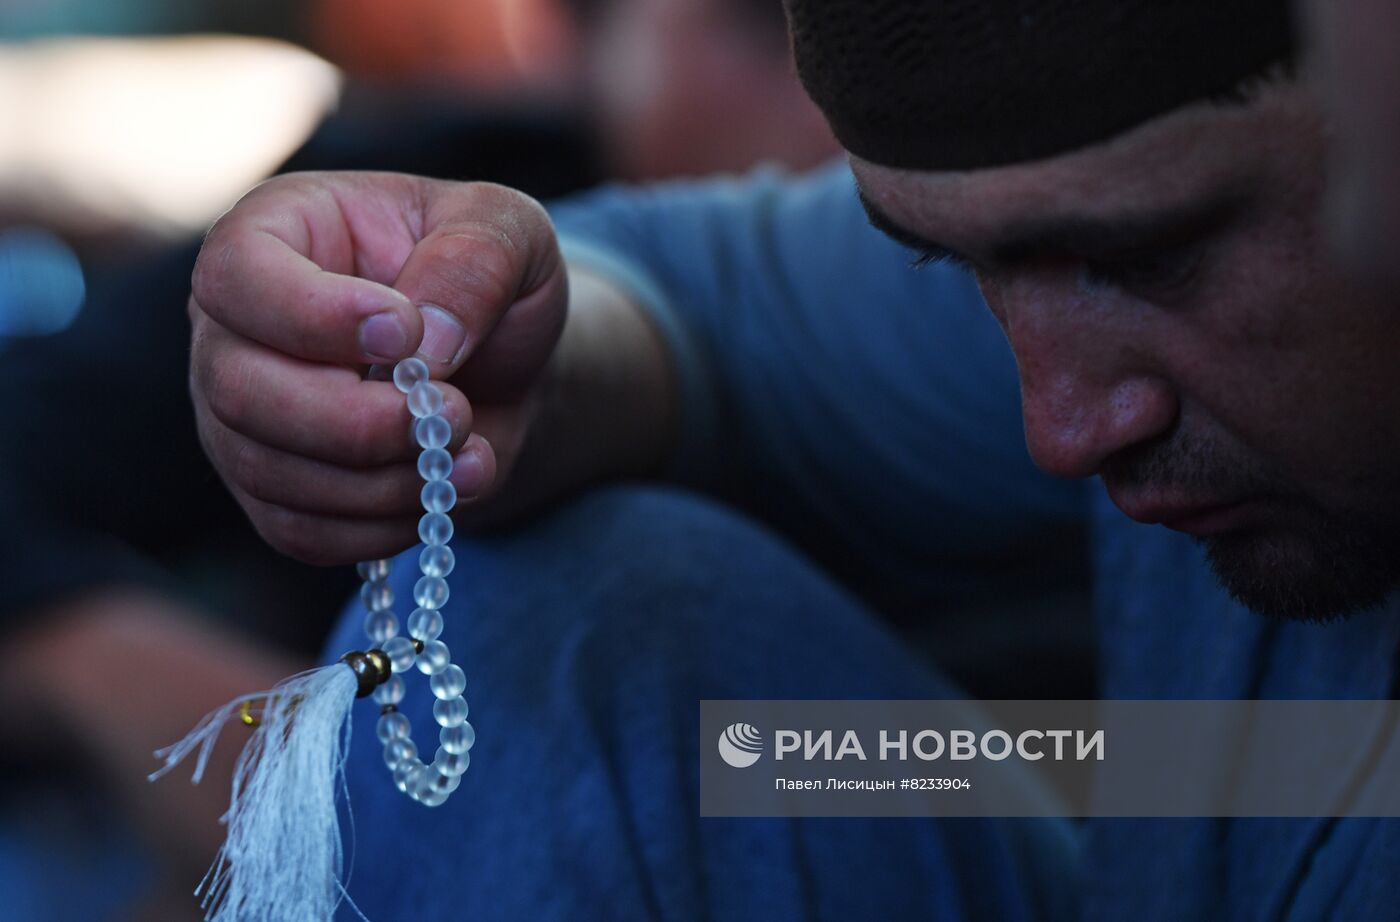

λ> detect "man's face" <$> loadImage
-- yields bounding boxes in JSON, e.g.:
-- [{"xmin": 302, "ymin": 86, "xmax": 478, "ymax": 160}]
[{"xmin": 851, "ymin": 80, "xmax": 1400, "ymax": 620}]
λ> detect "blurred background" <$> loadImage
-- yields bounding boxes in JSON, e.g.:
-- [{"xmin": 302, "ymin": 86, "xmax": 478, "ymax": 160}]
[
  {"xmin": 0, "ymin": 2, "xmax": 848, "ymax": 919},
  {"xmin": 0, "ymin": 0, "xmax": 840, "ymax": 252}
]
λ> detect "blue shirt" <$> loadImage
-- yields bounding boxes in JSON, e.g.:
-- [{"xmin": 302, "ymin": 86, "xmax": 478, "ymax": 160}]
[
  {"xmin": 552, "ymin": 162, "xmax": 1400, "ymax": 921},
  {"xmin": 555, "ymin": 165, "xmax": 1087, "ymax": 613}
]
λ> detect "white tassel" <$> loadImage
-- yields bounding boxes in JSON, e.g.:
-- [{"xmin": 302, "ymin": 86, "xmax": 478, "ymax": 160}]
[{"xmin": 150, "ymin": 663, "xmax": 361, "ymax": 922}]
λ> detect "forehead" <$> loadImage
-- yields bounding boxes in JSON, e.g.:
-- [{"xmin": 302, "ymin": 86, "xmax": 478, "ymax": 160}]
[{"xmin": 850, "ymin": 83, "xmax": 1317, "ymax": 244}]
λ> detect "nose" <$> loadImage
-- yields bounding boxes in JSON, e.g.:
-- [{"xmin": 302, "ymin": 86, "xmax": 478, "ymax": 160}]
[
  {"xmin": 988, "ymin": 275, "xmax": 1179, "ymax": 480},
  {"xmin": 1020, "ymin": 374, "xmax": 1178, "ymax": 479}
]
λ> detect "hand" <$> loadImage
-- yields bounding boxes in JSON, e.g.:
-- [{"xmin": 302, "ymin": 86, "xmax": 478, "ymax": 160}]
[{"xmin": 189, "ymin": 172, "xmax": 569, "ymax": 563}]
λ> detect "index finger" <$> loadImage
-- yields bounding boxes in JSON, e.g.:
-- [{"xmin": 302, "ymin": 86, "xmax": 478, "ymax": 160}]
[{"xmin": 191, "ymin": 176, "xmax": 425, "ymax": 365}]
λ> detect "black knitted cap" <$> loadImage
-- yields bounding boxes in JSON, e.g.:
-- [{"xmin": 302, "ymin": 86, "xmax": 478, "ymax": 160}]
[{"xmin": 785, "ymin": 0, "xmax": 1297, "ymax": 170}]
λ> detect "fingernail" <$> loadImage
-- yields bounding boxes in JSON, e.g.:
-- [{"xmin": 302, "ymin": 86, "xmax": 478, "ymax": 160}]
[
  {"xmin": 359, "ymin": 312, "xmax": 408, "ymax": 361},
  {"xmin": 451, "ymin": 446, "xmax": 488, "ymax": 497},
  {"xmin": 417, "ymin": 305, "xmax": 468, "ymax": 366}
]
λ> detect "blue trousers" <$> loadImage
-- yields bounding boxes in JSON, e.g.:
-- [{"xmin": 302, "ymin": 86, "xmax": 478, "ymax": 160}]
[{"xmin": 327, "ymin": 487, "xmax": 1079, "ymax": 921}]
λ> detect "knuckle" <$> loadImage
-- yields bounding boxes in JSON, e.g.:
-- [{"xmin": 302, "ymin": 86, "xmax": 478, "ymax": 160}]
[
  {"xmin": 467, "ymin": 181, "xmax": 543, "ymax": 219},
  {"xmin": 190, "ymin": 226, "xmax": 239, "ymax": 311},
  {"xmin": 203, "ymin": 352, "xmax": 253, "ymax": 431},
  {"xmin": 474, "ymin": 182, "xmax": 553, "ymax": 245},
  {"xmin": 458, "ymin": 398, "xmax": 474, "ymax": 436},
  {"xmin": 188, "ymin": 323, "xmax": 211, "ymax": 397},
  {"xmin": 465, "ymin": 183, "xmax": 558, "ymax": 285},
  {"xmin": 228, "ymin": 437, "xmax": 276, "ymax": 505},
  {"xmin": 429, "ymin": 229, "xmax": 520, "ymax": 306},
  {"xmin": 258, "ymin": 506, "xmax": 328, "ymax": 564},
  {"xmin": 193, "ymin": 413, "xmax": 223, "ymax": 478},
  {"xmin": 444, "ymin": 390, "xmax": 474, "ymax": 436}
]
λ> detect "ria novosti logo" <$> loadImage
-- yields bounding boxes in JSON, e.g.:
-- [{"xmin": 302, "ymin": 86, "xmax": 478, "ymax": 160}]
[
  {"xmin": 717, "ymin": 723, "xmax": 764, "ymax": 768},
  {"xmin": 715, "ymin": 722, "xmax": 1105, "ymax": 768}
]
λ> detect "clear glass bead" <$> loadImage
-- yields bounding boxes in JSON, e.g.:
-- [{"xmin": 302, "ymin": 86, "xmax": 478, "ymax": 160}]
[
  {"xmin": 415, "ymin": 640, "xmax": 451, "ymax": 675},
  {"xmin": 383, "ymin": 737, "xmax": 417, "ymax": 768},
  {"xmin": 393, "ymin": 357, "xmax": 429, "ymax": 394},
  {"xmin": 430, "ymin": 664, "xmax": 466, "ymax": 700},
  {"xmin": 356, "ymin": 559, "xmax": 391, "ymax": 581},
  {"xmin": 414, "ymin": 415, "xmax": 451, "ymax": 450},
  {"xmin": 417, "ymin": 447, "xmax": 453, "ymax": 482},
  {"xmin": 373, "ymin": 674, "xmax": 405, "ymax": 706},
  {"xmin": 392, "ymin": 760, "xmax": 417, "ymax": 793},
  {"xmin": 382, "ymin": 636, "xmax": 416, "ymax": 673},
  {"xmin": 363, "ymin": 610, "xmax": 399, "ymax": 645},
  {"xmin": 434, "ymin": 748, "xmax": 470, "ymax": 777},
  {"xmin": 416, "ymin": 771, "xmax": 459, "ymax": 807},
  {"xmin": 428, "ymin": 766, "xmax": 461, "ymax": 795},
  {"xmin": 419, "ymin": 544, "xmax": 455, "ymax": 579},
  {"xmin": 376, "ymin": 711, "xmax": 410, "ymax": 743},
  {"xmin": 440, "ymin": 721, "xmax": 475, "ymax": 754},
  {"xmin": 359, "ymin": 581, "xmax": 393, "ymax": 612},
  {"xmin": 418, "ymin": 512, "xmax": 454, "ymax": 547},
  {"xmin": 414, "ymin": 575, "xmax": 449, "ymax": 610},
  {"xmin": 403, "ymin": 762, "xmax": 434, "ymax": 800},
  {"xmin": 421, "ymin": 479, "xmax": 457, "ymax": 514},
  {"xmin": 407, "ymin": 607, "xmax": 444, "ymax": 642},
  {"xmin": 407, "ymin": 381, "xmax": 445, "ymax": 418},
  {"xmin": 433, "ymin": 695, "xmax": 468, "ymax": 728},
  {"xmin": 407, "ymin": 763, "xmax": 438, "ymax": 800}
]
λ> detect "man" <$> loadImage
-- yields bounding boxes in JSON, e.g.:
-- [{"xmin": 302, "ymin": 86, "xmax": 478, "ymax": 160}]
[
  {"xmin": 186, "ymin": 0, "xmax": 1397, "ymax": 919},
  {"xmin": 805, "ymin": 4, "xmax": 1400, "ymax": 625},
  {"xmin": 1, "ymin": 4, "xmax": 845, "ymax": 919}
]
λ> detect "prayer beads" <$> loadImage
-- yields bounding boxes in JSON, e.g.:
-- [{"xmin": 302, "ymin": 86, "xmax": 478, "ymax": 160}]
[{"xmin": 357, "ymin": 358, "xmax": 475, "ymax": 806}]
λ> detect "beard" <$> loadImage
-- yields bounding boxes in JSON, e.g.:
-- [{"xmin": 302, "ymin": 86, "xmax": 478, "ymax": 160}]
[
  {"xmin": 1103, "ymin": 432, "xmax": 1400, "ymax": 622},
  {"xmin": 1202, "ymin": 512, "xmax": 1400, "ymax": 622}
]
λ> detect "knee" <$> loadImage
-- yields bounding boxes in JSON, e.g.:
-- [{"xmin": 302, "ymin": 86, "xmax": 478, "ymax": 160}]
[{"xmin": 432, "ymin": 485, "xmax": 815, "ymax": 695}]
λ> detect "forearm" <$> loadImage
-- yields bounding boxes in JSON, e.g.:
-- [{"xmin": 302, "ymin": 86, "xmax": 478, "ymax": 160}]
[{"xmin": 459, "ymin": 263, "xmax": 678, "ymax": 526}]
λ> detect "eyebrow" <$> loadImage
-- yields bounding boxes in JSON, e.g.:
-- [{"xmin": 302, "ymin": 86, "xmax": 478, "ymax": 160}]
[{"xmin": 856, "ymin": 182, "xmax": 1250, "ymax": 268}]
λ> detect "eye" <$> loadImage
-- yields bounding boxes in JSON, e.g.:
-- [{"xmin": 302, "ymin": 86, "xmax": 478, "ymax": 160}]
[{"xmin": 1083, "ymin": 243, "xmax": 1203, "ymax": 298}]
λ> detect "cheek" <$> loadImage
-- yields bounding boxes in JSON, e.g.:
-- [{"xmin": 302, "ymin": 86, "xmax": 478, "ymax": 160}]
[
  {"xmin": 1175, "ymin": 149, "xmax": 1384, "ymax": 487},
  {"xmin": 1171, "ymin": 234, "xmax": 1400, "ymax": 503}
]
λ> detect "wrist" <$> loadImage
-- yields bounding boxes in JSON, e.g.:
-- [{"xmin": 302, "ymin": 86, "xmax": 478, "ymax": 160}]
[{"xmin": 551, "ymin": 265, "xmax": 678, "ymax": 478}]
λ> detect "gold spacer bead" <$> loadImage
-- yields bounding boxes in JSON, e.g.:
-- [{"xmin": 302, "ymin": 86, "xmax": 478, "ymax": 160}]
[
  {"xmin": 364, "ymin": 649, "xmax": 392, "ymax": 684},
  {"xmin": 238, "ymin": 694, "xmax": 303, "ymax": 728},
  {"xmin": 341, "ymin": 650, "xmax": 380, "ymax": 698}
]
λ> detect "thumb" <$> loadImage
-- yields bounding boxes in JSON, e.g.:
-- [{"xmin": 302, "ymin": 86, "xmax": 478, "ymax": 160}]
[{"xmin": 392, "ymin": 182, "xmax": 564, "ymax": 378}]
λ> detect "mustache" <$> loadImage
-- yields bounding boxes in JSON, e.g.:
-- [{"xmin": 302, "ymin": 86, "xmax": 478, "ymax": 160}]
[{"xmin": 1100, "ymin": 432, "xmax": 1282, "ymax": 497}]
